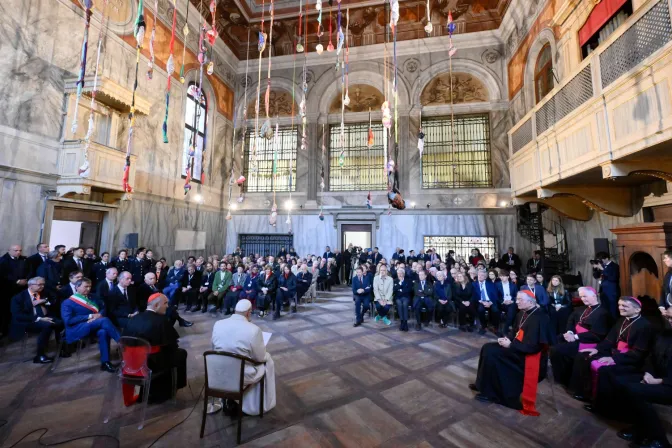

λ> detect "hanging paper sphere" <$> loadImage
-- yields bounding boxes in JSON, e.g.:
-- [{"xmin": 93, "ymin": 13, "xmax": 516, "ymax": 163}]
[
  {"xmin": 134, "ymin": 15, "xmax": 146, "ymax": 47},
  {"xmin": 301, "ymin": 136, "xmax": 307, "ymax": 151},
  {"xmin": 260, "ymin": 119, "xmax": 273, "ymax": 140},
  {"xmin": 236, "ymin": 175, "xmax": 246, "ymax": 185},
  {"xmin": 367, "ymin": 127, "xmax": 374, "ymax": 147},
  {"xmin": 207, "ymin": 61, "xmax": 214, "ymax": 75},
  {"xmin": 316, "ymin": 43, "xmax": 324, "ymax": 55},
  {"xmin": 183, "ymin": 23, "xmax": 190, "ymax": 37},
  {"xmin": 210, "ymin": 0, "xmax": 216, "ymax": 13},
  {"xmin": 166, "ymin": 54, "xmax": 175, "ymax": 75},
  {"xmin": 269, "ymin": 204, "xmax": 278, "ymax": 226},
  {"xmin": 327, "ymin": 41, "xmax": 334, "ymax": 52},
  {"xmin": 320, "ymin": 179, "xmax": 325, "ymax": 190},
  {"xmin": 258, "ymin": 32, "xmax": 267, "ymax": 53},
  {"xmin": 417, "ymin": 130, "xmax": 425, "ymax": 155},
  {"xmin": 297, "ymin": 42, "xmax": 304, "ymax": 53},
  {"xmin": 424, "ymin": 22, "xmax": 433, "ymax": 34},
  {"xmin": 337, "ymin": 30, "xmax": 344, "ymax": 55},
  {"xmin": 316, "ymin": 0, "xmax": 322, "ymax": 11},
  {"xmin": 78, "ymin": 161, "xmax": 90, "ymax": 178},
  {"xmin": 285, "ymin": 216, "xmax": 292, "ymax": 225},
  {"xmin": 343, "ymin": 92, "xmax": 350, "ymax": 106},
  {"xmin": 225, "ymin": 210, "xmax": 232, "ymax": 220},
  {"xmin": 338, "ymin": 155, "xmax": 345, "ymax": 166},
  {"xmin": 207, "ymin": 28, "xmax": 218, "ymax": 46},
  {"xmin": 188, "ymin": 146, "xmax": 196, "ymax": 157},
  {"xmin": 319, "ymin": 211, "xmax": 325, "ymax": 221}
]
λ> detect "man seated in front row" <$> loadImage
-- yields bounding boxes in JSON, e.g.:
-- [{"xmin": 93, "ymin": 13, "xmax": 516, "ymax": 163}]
[
  {"xmin": 123, "ymin": 293, "xmax": 188, "ymax": 404},
  {"xmin": 470, "ymin": 290, "xmax": 553, "ymax": 416},
  {"xmin": 211, "ymin": 299, "xmax": 276, "ymax": 415},
  {"xmin": 61, "ymin": 277, "xmax": 121, "ymax": 372},
  {"xmin": 10, "ymin": 276, "xmax": 65, "ymax": 364}
]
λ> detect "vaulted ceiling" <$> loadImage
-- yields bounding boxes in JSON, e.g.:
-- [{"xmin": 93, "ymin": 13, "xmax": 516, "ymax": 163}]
[{"xmin": 191, "ymin": 0, "xmax": 511, "ymax": 59}]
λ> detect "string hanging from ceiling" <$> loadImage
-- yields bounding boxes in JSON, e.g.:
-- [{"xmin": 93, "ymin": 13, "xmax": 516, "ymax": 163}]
[
  {"xmin": 261, "ymin": 0, "xmax": 275, "ymax": 141},
  {"xmin": 316, "ymin": 0, "xmax": 323, "ymax": 54},
  {"xmin": 269, "ymin": 122, "xmax": 279, "ymax": 226},
  {"xmin": 147, "ymin": 0, "xmax": 158, "ymax": 80},
  {"xmin": 387, "ymin": 0, "xmax": 405, "ymax": 211},
  {"xmin": 327, "ymin": 2, "xmax": 334, "ymax": 52},
  {"xmin": 80, "ymin": 0, "xmax": 110, "ymax": 179},
  {"xmin": 252, "ymin": 0, "xmax": 267, "ymax": 174},
  {"xmin": 319, "ymin": 123, "xmax": 325, "ymax": 220},
  {"xmin": 162, "ymin": 0, "xmax": 178, "ymax": 144},
  {"xmin": 447, "ymin": 11, "xmax": 457, "ymax": 179},
  {"xmin": 417, "ymin": 106, "xmax": 425, "ymax": 157},
  {"xmin": 424, "ymin": 0, "xmax": 433, "ymax": 34},
  {"xmin": 71, "ymin": 0, "xmax": 94, "ymax": 136},
  {"xmin": 299, "ymin": 7, "xmax": 308, "ymax": 151},
  {"xmin": 179, "ymin": 0, "xmax": 190, "ymax": 83},
  {"xmin": 122, "ymin": 0, "xmax": 146, "ymax": 194},
  {"xmin": 337, "ymin": 1, "xmax": 345, "ymax": 167},
  {"xmin": 285, "ymin": 4, "xmax": 300, "ymax": 233}
]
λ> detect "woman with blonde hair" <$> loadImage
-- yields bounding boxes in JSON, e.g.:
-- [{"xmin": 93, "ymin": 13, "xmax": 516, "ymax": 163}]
[{"xmin": 547, "ymin": 274, "xmax": 571, "ymax": 333}]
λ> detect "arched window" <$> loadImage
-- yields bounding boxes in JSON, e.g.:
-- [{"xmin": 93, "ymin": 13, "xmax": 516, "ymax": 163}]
[
  {"xmin": 182, "ymin": 83, "xmax": 207, "ymax": 182},
  {"xmin": 534, "ymin": 44, "xmax": 554, "ymax": 104}
]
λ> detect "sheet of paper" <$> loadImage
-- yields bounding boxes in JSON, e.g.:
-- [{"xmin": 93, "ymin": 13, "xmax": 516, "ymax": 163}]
[{"xmin": 262, "ymin": 332, "xmax": 272, "ymax": 346}]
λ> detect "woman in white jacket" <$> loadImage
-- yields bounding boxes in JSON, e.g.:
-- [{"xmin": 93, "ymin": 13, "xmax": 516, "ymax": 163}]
[{"xmin": 374, "ymin": 265, "xmax": 394, "ymax": 326}]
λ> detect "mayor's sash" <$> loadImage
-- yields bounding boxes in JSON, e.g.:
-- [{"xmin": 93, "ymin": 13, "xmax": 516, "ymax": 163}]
[{"xmin": 68, "ymin": 293, "xmax": 100, "ymax": 313}]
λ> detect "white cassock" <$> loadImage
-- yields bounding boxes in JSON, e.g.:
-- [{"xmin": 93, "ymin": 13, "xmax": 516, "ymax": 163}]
[{"xmin": 211, "ymin": 314, "xmax": 276, "ymax": 415}]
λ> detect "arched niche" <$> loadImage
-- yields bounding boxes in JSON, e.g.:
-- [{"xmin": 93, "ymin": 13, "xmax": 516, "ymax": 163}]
[
  {"xmin": 329, "ymin": 84, "xmax": 385, "ymax": 113},
  {"xmin": 246, "ymin": 90, "xmax": 297, "ymax": 117},
  {"xmin": 629, "ymin": 251, "xmax": 659, "ymax": 299},
  {"xmin": 235, "ymin": 77, "xmax": 302, "ymax": 121},
  {"xmin": 523, "ymin": 28, "xmax": 559, "ymax": 111},
  {"xmin": 420, "ymin": 72, "xmax": 488, "ymax": 106}
]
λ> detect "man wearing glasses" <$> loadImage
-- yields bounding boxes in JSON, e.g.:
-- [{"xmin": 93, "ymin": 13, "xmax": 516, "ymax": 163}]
[{"xmin": 10, "ymin": 276, "xmax": 65, "ymax": 363}]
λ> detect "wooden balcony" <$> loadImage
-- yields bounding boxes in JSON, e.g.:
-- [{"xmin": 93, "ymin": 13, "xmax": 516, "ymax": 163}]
[{"xmin": 508, "ymin": 0, "xmax": 672, "ymax": 218}]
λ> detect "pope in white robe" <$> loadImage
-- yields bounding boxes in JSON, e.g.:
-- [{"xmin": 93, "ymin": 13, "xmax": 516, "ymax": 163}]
[{"xmin": 211, "ymin": 299, "xmax": 276, "ymax": 415}]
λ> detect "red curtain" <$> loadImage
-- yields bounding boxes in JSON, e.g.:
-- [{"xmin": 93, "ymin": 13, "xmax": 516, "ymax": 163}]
[{"xmin": 579, "ymin": 0, "xmax": 629, "ymax": 47}]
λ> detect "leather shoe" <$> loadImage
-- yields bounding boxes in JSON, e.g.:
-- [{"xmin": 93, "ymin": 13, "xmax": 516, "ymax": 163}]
[
  {"xmin": 616, "ymin": 428, "xmax": 636, "ymax": 442},
  {"xmin": 572, "ymin": 394, "xmax": 587, "ymax": 402},
  {"xmin": 33, "ymin": 355, "xmax": 54, "ymax": 364},
  {"xmin": 583, "ymin": 404, "xmax": 594, "ymax": 413},
  {"xmin": 272, "ymin": 313, "xmax": 279, "ymax": 321},
  {"xmin": 468, "ymin": 383, "xmax": 479, "ymax": 391},
  {"xmin": 474, "ymin": 394, "xmax": 491, "ymax": 403},
  {"xmin": 179, "ymin": 319, "xmax": 193, "ymax": 327},
  {"xmin": 353, "ymin": 321, "xmax": 362, "ymax": 327},
  {"xmin": 100, "ymin": 361, "xmax": 118, "ymax": 373}
]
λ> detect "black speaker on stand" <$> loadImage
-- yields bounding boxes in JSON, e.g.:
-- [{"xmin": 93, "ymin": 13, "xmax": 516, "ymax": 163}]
[
  {"xmin": 125, "ymin": 233, "xmax": 139, "ymax": 252},
  {"xmin": 593, "ymin": 238, "xmax": 610, "ymax": 257}
]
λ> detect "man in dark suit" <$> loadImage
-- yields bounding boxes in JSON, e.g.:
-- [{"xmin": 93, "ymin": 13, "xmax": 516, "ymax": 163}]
[
  {"xmin": 84, "ymin": 247, "xmax": 99, "ymax": 264},
  {"xmin": 659, "ymin": 250, "xmax": 672, "ymax": 313},
  {"xmin": 180, "ymin": 264, "xmax": 200, "ymax": 312},
  {"xmin": 193, "ymin": 262, "xmax": 215, "ymax": 313},
  {"xmin": 595, "ymin": 251, "xmax": 620, "ymax": 318},
  {"xmin": 0, "ymin": 244, "xmax": 29, "ymax": 337},
  {"xmin": 520, "ymin": 273, "xmax": 549, "ymax": 309},
  {"xmin": 128, "ymin": 248, "xmax": 147, "ymax": 286},
  {"xmin": 61, "ymin": 247, "xmax": 91, "ymax": 285},
  {"xmin": 499, "ymin": 247, "xmax": 522, "ymax": 273},
  {"xmin": 123, "ymin": 293, "xmax": 187, "ymax": 403},
  {"xmin": 145, "ymin": 250, "xmax": 157, "ymax": 271},
  {"xmin": 526, "ymin": 250, "xmax": 543, "ymax": 275},
  {"xmin": 407, "ymin": 250, "xmax": 418, "ymax": 264},
  {"xmin": 57, "ymin": 270, "xmax": 83, "ymax": 312},
  {"xmin": 296, "ymin": 264, "xmax": 313, "ymax": 302},
  {"xmin": 473, "ymin": 269, "xmax": 501, "ymax": 336},
  {"xmin": 495, "ymin": 269, "xmax": 519, "ymax": 334},
  {"xmin": 10, "ymin": 277, "xmax": 65, "ymax": 363},
  {"xmin": 352, "ymin": 266, "xmax": 372, "ymax": 327},
  {"xmin": 413, "ymin": 270, "xmax": 434, "ymax": 331},
  {"xmin": 95, "ymin": 266, "xmax": 118, "ymax": 303},
  {"xmin": 371, "ymin": 247, "xmax": 383, "ymax": 266},
  {"xmin": 445, "ymin": 250, "xmax": 456, "ymax": 269},
  {"xmin": 105, "ymin": 271, "xmax": 140, "ymax": 329},
  {"xmin": 92, "ymin": 252, "xmax": 111, "ymax": 286},
  {"xmin": 427, "ymin": 249, "xmax": 441, "ymax": 265},
  {"xmin": 27, "ymin": 243, "xmax": 50, "ymax": 278},
  {"xmin": 137, "ymin": 272, "xmax": 192, "ymax": 327},
  {"xmin": 37, "ymin": 250, "xmax": 63, "ymax": 302},
  {"xmin": 323, "ymin": 246, "xmax": 335, "ymax": 261}
]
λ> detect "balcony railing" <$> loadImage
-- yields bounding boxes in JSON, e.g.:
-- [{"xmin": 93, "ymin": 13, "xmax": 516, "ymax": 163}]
[
  {"xmin": 508, "ymin": 0, "xmax": 672, "ymax": 195},
  {"xmin": 57, "ymin": 140, "xmax": 136, "ymax": 197}
]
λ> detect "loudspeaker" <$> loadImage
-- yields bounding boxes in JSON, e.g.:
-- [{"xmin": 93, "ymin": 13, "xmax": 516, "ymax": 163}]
[
  {"xmin": 593, "ymin": 238, "xmax": 610, "ymax": 257},
  {"xmin": 125, "ymin": 233, "xmax": 139, "ymax": 249}
]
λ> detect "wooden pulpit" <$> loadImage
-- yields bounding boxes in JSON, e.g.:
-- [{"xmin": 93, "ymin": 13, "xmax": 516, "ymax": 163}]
[{"xmin": 610, "ymin": 223, "xmax": 672, "ymax": 299}]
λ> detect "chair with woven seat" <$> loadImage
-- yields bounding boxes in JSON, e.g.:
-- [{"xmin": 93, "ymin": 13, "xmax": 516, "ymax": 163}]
[{"xmin": 201, "ymin": 350, "xmax": 266, "ymax": 444}]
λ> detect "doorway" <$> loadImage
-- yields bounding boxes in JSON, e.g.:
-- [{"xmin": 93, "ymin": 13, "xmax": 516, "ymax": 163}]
[
  {"xmin": 48, "ymin": 207, "xmax": 103, "ymax": 252},
  {"xmin": 341, "ymin": 224, "xmax": 372, "ymax": 251}
]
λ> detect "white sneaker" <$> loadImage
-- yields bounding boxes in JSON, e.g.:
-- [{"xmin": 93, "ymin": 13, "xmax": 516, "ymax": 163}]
[{"xmin": 259, "ymin": 311, "xmax": 264, "ymax": 318}]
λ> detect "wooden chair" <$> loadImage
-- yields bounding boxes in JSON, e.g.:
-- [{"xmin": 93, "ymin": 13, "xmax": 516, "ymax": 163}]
[{"xmin": 201, "ymin": 350, "xmax": 266, "ymax": 444}]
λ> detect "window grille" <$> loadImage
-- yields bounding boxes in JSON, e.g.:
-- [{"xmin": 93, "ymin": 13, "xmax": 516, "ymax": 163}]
[
  {"xmin": 243, "ymin": 127, "xmax": 297, "ymax": 192},
  {"xmin": 239, "ymin": 234, "xmax": 294, "ymax": 257},
  {"xmin": 328, "ymin": 122, "xmax": 387, "ymax": 191},
  {"xmin": 423, "ymin": 236, "xmax": 498, "ymax": 261}
]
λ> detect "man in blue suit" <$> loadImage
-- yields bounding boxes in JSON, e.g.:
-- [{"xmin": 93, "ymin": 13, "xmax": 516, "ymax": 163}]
[
  {"xmin": 473, "ymin": 270, "xmax": 501, "ymax": 335},
  {"xmin": 163, "ymin": 259, "xmax": 185, "ymax": 304},
  {"xmin": 10, "ymin": 277, "xmax": 64, "ymax": 363},
  {"xmin": 595, "ymin": 251, "xmax": 620, "ymax": 318},
  {"xmin": 495, "ymin": 269, "xmax": 519, "ymax": 334},
  {"xmin": 352, "ymin": 266, "xmax": 372, "ymax": 327},
  {"xmin": 520, "ymin": 273, "xmax": 549, "ymax": 309},
  {"xmin": 61, "ymin": 277, "xmax": 120, "ymax": 372}
]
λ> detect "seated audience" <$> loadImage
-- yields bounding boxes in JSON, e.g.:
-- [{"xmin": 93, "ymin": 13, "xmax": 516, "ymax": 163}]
[
  {"xmin": 474, "ymin": 269, "xmax": 500, "ymax": 336},
  {"xmin": 153, "ymin": 260, "xmax": 167, "ymax": 290},
  {"xmin": 37, "ymin": 250, "xmax": 63, "ymax": 301},
  {"xmin": 137, "ymin": 272, "xmax": 192, "ymax": 327},
  {"xmin": 470, "ymin": 290, "xmax": 553, "ymax": 415},
  {"xmin": 520, "ymin": 273, "xmax": 549, "ymax": 309},
  {"xmin": 210, "ymin": 261, "xmax": 233, "ymax": 313},
  {"xmin": 413, "ymin": 270, "xmax": 434, "ymax": 331},
  {"xmin": 163, "ymin": 259, "xmax": 185, "ymax": 303},
  {"xmin": 239, "ymin": 265, "xmax": 259, "ymax": 306},
  {"xmin": 550, "ymin": 286, "xmax": 611, "ymax": 388},
  {"xmin": 95, "ymin": 267, "xmax": 118, "ymax": 304},
  {"xmin": 352, "ymin": 266, "xmax": 372, "ymax": 327},
  {"xmin": 180, "ymin": 264, "xmax": 200, "ymax": 311},
  {"xmin": 454, "ymin": 272, "xmax": 476, "ymax": 332},
  {"xmin": 496, "ymin": 269, "xmax": 518, "ymax": 334},
  {"xmin": 211, "ymin": 299, "xmax": 276, "ymax": 415},
  {"xmin": 434, "ymin": 271, "xmax": 454, "ymax": 328},
  {"xmin": 106, "ymin": 271, "xmax": 139, "ymax": 329},
  {"xmin": 275, "ymin": 265, "xmax": 297, "ymax": 318},
  {"xmin": 10, "ymin": 277, "xmax": 65, "ymax": 363},
  {"xmin": 469, "ymin": 248, "xmax": 485, "ymax": 267},
  {"xmin": 394, "ymin": 267, "xmax": 413, "ymax": 332},
  {"xmin": 223, "ymin": 264, "xmax": 247, "ymax": 315},
  {"xmin": 373, "ymin": 265, "xmax": 393, "ymax": 326},
  {"xmin": 256, "ymin": 265, "xmax": 277, "ymax": 318},
  {"xmin": 295, "ymin": 264, "xmax": 313, "ymax": 301},
  {"xmin": 61, "ymin": 278, "xmax": 120, "ymax": 372},
  {"xmin": 659, "ymin": 250, "xmax": 672, "ymax": 312},
  {"xmin": 123, "ymin": 293, "xmax": 188, "ymax": 404},
  {"xmin": 194, "ymin": 262, "xmax": 215, "ymax": 313},
  {"xmin": 571, "ymin": 296, "xmax": 653, "ymax": 402}
]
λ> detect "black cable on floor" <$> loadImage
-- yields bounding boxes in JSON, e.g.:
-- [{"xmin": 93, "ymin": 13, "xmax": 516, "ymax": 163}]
[{"xmin": 145, "ymin": 384, "xmax": 205, "ymax": 448}]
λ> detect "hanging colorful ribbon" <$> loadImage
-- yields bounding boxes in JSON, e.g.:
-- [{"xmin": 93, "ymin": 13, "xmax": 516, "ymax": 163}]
[
  {"xmin": 207, "ymin": 0, "xmax": 218, "ymax": 45},
  {"xmin": 297, "ymin": 0, "xmax": 304, "ymax": 53},
  {"xmin": 179, "ymin": 1, "xmax": 190, "ymax": 83},
  {"xmin": 71, "ymin": 0, "xmax": 94, "ymax": 136},
  {"xmin": 424, "ymin": 0, "xmax": 433, "ymax": 34},
  {"xmin": 162, "ymin": 0, "xmax": 177, "ymax": 143},
  {"xmin": 300, "ymin": 9, "xmax": 308, "ymax": 151},
  {"xmin": 123, "ymin": 0, "xmax": 146, "ymax": 194},
  {"xmin": 327, "ymin": 3, "xmax": 334, "ymax": 52},
  {"xmin": 343, "ymin": 8, "xmax": 350, "ymax": 106},
  {"xmin": 261, "ymin": 0, "xmax": 275, "ymax": 140},
  {"xmin": 316, "ymin": 0, "xmax": 323, "ymax": 54},
  {"xmin": 252, "ymin": 0, "xmax": 267, "ymax": 171},
  {"xmin": 147, "ymin": 0, "xmax": 158, "ymax": 80},
  {"xmin": 269, "ymin": 122, "xmax": 279, "ymax": 226},
  {"xmin": 80, "ymin": 0, "xmax": 110, "ymax": 178},
  {"xmin": 319, "ymin": 123, "xmax": 325, "ymax": 220},
  {"xmin": 417, "ymin": 107, "xmax": 425, "ymax": 157},
  {"xmin": 448, "ymin": 11, "xmax": 457, "ymax": 177},
  {"xmin": 236, "ymin": 28, "xmax": 251, "ymax": 192}
]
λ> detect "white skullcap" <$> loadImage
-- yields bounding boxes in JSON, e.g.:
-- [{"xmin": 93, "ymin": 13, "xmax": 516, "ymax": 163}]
[{"xmin": 235, "ymin": 299, "xmax": 252, "ymax": 313}]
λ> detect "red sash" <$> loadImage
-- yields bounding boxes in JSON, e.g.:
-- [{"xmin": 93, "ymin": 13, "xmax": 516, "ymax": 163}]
[
  {"xmin": 516, "ymin": 329, "xmax": 543, "ymax": 416},
  {"xmin": 576, "ymin": 324, "xmax": 598, "ymax": 351},
  {"xmin": 122, "ymin": 345, "xmax": 161, "ymax": 406}
]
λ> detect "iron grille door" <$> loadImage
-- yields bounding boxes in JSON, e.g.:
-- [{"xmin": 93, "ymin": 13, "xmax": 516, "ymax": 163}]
[
  {"xmin": 239, "ymin": 234, "xmax": 294, "ymax": 258},
  {"xmin": 423, "ymin": 236, "xmax": 498, "ymax": 262}
]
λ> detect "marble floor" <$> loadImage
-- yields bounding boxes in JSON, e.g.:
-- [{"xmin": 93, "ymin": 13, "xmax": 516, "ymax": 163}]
[{"xmin": 0, "ymin": 286, "xmax": 668, "ymax": 447}]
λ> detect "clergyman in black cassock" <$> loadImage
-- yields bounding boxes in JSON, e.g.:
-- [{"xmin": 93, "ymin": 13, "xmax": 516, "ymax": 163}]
[
  {"xmin": 550, "ymin": 286, "xmax": 611, "ymax": 387},
  {"xmin": 472, "ymin": 290, "xmax": 553, "ymax": 415},
  {"xmin": 570, "ymin": 296, "xmax": 653, "ymax": 401},
  {"xmin": 123, "ymin": 293, "xmax": 187, "ymax": 403}
]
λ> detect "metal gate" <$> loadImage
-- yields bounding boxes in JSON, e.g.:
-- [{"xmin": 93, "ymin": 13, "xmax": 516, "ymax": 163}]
[{"xmin": 239, "ymin": 234, "xmax": 294, "ymax": 258}]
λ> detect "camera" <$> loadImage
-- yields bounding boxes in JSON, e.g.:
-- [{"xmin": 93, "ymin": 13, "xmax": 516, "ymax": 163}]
[{"xmin": 589, "ymin": 259, "xmax": 600, "ymax": 265}]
